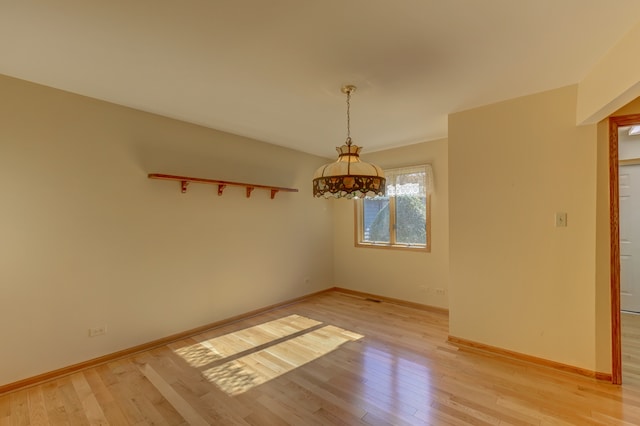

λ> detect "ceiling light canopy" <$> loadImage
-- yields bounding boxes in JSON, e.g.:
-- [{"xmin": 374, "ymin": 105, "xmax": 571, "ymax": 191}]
[{"xmin": 312, "ymin": 85, "xmax": 386, "ymax": 199}]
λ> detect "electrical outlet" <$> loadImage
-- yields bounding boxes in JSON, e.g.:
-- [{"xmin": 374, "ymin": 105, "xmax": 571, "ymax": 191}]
[
  {"xmin": 88, "ymin": 325, "xmax": 107, "ymax": 337},
  {"xmin": 435, "ymin": 288, "xmax": 446, "ymax": 296}
]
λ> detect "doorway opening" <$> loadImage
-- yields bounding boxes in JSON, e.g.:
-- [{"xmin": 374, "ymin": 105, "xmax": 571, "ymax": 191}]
[{"xmin": 610, "ymin": 114, "xmax": 640, "ymax": 385}]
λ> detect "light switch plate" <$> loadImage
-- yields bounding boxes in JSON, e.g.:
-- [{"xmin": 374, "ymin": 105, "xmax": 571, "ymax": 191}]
[{"xmin": 555, "ymin": 212, "xmax": 567, "ymax": 227}]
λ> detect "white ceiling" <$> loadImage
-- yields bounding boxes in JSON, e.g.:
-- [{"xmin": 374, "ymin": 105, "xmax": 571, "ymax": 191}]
[{"xmin": 2, "ymin": 1, "xmax": 640, "ymax": 158}]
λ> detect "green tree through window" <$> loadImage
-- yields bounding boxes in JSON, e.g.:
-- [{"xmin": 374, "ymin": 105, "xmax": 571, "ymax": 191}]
[{"xmin": 369, "ymin": 196, "xmax": 426, "ymax": 244}]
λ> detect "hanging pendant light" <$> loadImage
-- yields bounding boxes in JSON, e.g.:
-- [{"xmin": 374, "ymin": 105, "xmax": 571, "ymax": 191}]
[{"xmin": 312, "ymin": 85, "xmax": 386, "ymax": 199}]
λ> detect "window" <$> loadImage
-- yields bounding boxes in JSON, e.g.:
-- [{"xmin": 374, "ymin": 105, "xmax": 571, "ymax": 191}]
[{"xmin": 355, "ymin": 164, "xmax": 432, "ymax": 251}]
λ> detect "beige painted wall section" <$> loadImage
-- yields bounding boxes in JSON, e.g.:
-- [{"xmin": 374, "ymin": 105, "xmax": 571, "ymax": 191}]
[
  {"xmin": 595, "ymin": 117, "xmax": 611, "ymax": 374},
  {"xmin": 449, "ymin": 85, "xmax": 599, "ymax": 371},
  {"xmin": 0, "ymin": 74, "xmax": 334, "ymax": 386},
  {"xmin": 332, "ymin": 139, "xmax": 449, "ymax": 308},
  {"xmin": 577, "ymin": 22, "xmax": 640, "ymax": 125}
]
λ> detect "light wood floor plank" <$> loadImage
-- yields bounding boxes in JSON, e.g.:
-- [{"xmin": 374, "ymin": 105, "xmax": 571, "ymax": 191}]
[
  {"xmin": 138, "ymin": 364, "xmax": 207, "ymax": 426},
  {"xmin": 9, "ymin": 390, "xmax": 29, "ymax": 426},
  {"xmin": 81, "ymin": 369, "xmax": 128, "ymax": 426},
  {"xmin": 70, "ymin": 373, "xmax": 108, "ymax": 426},
  {"xmin": 40, "ymin": 382, "xmax": 68, "ymax": 425},
  {"xmin": 56, "ymin": 377, "xmax": 90, "ymax": 425},
  {"xmin": 0, "ymin": 392, "xmax": 11, "ymax": 421},
  {"xmin": 26, "ymin": 387, "xmax": 49, "ymax": 426}
]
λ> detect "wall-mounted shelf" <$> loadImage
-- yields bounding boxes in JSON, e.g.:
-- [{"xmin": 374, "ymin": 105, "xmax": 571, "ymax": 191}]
[{"xmin": 148, "ymin": 173, "xmax": 299, "ymax": 199}]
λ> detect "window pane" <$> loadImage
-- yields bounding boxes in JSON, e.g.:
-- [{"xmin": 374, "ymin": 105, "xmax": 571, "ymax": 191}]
[
  {"xmin": 363, "ymin": 197, "xmax": 390, "ymax": 243},
  {"xmin": 355, "ymin": 164, "xmax": 431, "ymax": 250},
  {"xmin": 395, "ymin": 195, "xmax": 426, "ymax": 245}
]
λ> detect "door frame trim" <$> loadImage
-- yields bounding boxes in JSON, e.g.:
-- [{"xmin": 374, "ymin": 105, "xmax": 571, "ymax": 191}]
[{"xmin": 609, "ymin": 114, "xmax": 640, "ymax": 384}]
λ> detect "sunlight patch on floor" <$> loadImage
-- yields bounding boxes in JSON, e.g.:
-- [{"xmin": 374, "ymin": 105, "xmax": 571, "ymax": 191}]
[
  {"xmin": 202, "ymin": 324, "xmax": 363, "ymax": 395},
  {"xmin": 172, "ymin": 314, "xmax": 363, "ymax": 396},
  {"xmin": 174, "ymin": 314, "xmax": 321, "ymax": 368}
]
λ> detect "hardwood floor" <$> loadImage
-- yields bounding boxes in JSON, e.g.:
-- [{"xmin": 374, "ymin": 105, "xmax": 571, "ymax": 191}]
[
  {"xmin": 622, "ymin": 312, "xmax": 640, "ymax": 387},
  {"xmin": 3, "ymin": 291, "xmax": 640, "ymax": 425}
]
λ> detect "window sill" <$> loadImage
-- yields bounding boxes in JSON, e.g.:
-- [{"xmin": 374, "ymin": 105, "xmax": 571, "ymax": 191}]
[{"xmin": 355, "ymin": 242, "xmax": 430, "ymax": 252}]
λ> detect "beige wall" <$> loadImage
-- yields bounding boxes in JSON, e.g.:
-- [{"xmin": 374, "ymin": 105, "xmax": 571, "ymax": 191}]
[
  {"xmin": 449, "ymin": 85, "xmax": 601, "ymax": 371},
  {"xmin": 332, "ymin": 139, "xmax": 449, "ymax": 308},
  {"xmin": 595, "ymin": 117, "xmax": 611, "ymax": 374},
  {"xmin": 577, "ymin": 21, "xmax": 640, "ymax": 125},
  {"xmin": 0, "ymin": 74, "xmax": 334, "ymax": 386}
]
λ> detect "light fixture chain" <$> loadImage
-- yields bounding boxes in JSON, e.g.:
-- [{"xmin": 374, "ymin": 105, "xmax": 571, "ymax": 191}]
[{"xmin": 346, "ymin": 88, "xmax": 351, "ymax": 145}]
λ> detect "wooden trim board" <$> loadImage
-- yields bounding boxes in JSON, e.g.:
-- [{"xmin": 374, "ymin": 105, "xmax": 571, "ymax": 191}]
[
  {"xmin": 0, "ymin": 288, "xmax": 334, "ymax": 395},
  {"xmin": 332, "ymin": 287, "xmax": 449, "ymax": 315},
  {"xmin": 448, "ymin": 335, "xmax": 612, "ymax": 382}
]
